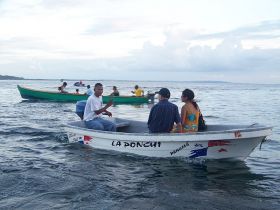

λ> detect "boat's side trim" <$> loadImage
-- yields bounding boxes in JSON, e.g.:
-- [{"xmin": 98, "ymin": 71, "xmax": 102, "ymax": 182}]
[{"xmin": 64, "ymin": 124, "xmax": 272, "ymax": 142}]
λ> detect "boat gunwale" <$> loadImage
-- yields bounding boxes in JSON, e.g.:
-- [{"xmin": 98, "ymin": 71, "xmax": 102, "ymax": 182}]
[
  {"xmin": 17, "ymin": 85, "xmax": 150, "ymax": 99},
  {"xmin": 65, "ymin": 121, "xmax": 272, "ymax": 142},
  {"xmin": 18, "ymin": 85, "xmax": 85, "ymax": 96}
]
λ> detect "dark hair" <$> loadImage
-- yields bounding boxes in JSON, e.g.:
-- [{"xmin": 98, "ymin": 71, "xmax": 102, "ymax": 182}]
[
  {"xmin": 113, "ymin": 86, "xmax": 117, "ymax": 89},
  {"xmin": 135, "ymin": 85, "xmax": 139, "ymax": 89},
  {"xmin": 87, "ymin": 85, "xmax": 90, "ymax": 88},
  {"xmin": 158, "ymin": 88, "xmax": 170, "ymax": 99},
  {"xmin": 76, "ymin": 89, "xmax": 79, "ymax": 92},
  {"xmin": 63, "ymin": 82, "xmax": 67, "ymax": 86},
  {"xmin": 182, "ymin": 89, "xmax": 198, "ymax": 109},
  {"xmin": 94, "ymin": 83, "xmax": 103, "ymax": 88}
]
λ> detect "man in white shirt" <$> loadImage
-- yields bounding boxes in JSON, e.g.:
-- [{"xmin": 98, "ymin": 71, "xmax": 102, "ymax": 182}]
[
  {"xmin": 83, "ymin": 83, "xmax": 116, "ymax": 131},
  {"xmin": 85, "ymin": 85, "xmax": 93, "ymax": 96}
]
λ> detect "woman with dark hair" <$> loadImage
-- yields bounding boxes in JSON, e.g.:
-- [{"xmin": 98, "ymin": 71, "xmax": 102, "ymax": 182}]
[{"xmin": 180, "ymin": 89, "xmax": 200, "ymax": 132}]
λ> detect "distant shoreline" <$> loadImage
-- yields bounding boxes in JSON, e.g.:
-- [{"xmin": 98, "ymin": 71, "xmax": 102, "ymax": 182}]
[
  {"xmin": 0, "ymin": 75, "xmax": 24, "ymax": 80},
  {"xmin": 1, "ymin": 75, "xmax": 231, "ymax": 83},
  {"xmin": 1, "ymin": 75, "xmax": 277, "ymax": 85}
]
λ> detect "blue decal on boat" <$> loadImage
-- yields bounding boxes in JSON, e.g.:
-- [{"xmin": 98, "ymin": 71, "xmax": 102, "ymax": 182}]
[
  {"xmin": 78, "ymin": 137, "xmax": 84, "ymax": 144},
  {"xmin": 189, "ymin": 147, "xmax": 208, "ymax": 158}
]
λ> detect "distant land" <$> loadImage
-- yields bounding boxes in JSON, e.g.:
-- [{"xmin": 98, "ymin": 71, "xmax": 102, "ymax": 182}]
[
  {"xmin": 0, "ymin": 75, "xmax": 244, "ymax": 84},
  {"xmin": 0, "ymin": 75, "xmax": 232, "ymax": 83},
  {"xmin": 0, "ymin": 75, "xmax": 24, "ymax": 80}
]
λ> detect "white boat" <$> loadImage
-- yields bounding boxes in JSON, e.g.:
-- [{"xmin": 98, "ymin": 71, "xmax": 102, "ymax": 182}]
[{"xmin": 65, "ymin": 118, "xmax": 272, "ymax": 160}]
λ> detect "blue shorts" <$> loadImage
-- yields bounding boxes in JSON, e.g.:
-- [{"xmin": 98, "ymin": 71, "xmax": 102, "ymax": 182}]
[{"xmin": 85, "ymin": 118, "xmax": 116, "ymax": 132}]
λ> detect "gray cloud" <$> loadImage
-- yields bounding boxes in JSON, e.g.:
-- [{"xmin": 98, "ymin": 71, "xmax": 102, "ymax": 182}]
[{"xmin": 9, "ymin": 36, "xmax": 278, "ymax": 83}]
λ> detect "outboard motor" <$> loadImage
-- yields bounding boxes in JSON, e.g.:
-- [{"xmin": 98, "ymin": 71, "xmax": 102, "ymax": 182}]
[
  {"xmin": 147, "ymin": 91, "xmax": 155, "ymax": 103},
  {"xmin": 76, "ymin": 100, "xmax": 87, "ymax": 120}
]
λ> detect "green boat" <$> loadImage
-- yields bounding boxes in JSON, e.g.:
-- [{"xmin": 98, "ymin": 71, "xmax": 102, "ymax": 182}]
[{"xmin": 17, "ymin": 85, "xmax": 154, "ymax": 104}]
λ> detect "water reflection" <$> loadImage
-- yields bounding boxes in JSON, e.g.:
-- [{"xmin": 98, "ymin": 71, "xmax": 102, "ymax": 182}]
[{"xmin": 57, "ymin": 147, "xmax": 278, "ymax": 209}]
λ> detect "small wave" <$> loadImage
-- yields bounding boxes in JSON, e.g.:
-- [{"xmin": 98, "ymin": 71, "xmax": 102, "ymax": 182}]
[
  {"xmin": 0, "ymin": 127, "xmax": 55, "ymax": 137},
  {"xmin": 204, "ymin": 115, "xmax": 220, "ymax": 119},
  {"xmin": 63, "ymin": 109, "xmax": 74, "ymax": 113}
]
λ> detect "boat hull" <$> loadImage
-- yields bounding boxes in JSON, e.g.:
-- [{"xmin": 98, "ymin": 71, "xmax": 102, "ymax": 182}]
[
  {"xmin": 17, "ymin": 85, "xmax": 150, "ymax": 103},
  {"xmin": 65, "ymin": 119, "xmax": 272, "ymax": 160}
]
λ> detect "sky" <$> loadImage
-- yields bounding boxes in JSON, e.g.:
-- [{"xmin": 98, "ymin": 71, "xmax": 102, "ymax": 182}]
[{"xmin": 0, "ymin": 0, "xmax": 280, "ymax": 83}]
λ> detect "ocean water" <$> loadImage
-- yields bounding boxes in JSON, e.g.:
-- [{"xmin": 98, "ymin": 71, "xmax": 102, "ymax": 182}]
[{"xmin": 0, "ymin": 79, "xmax": 279, "ymax": 209}]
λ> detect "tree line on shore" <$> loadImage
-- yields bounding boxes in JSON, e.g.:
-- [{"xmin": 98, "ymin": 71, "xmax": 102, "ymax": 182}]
[{"xmin": 0, "ymin": 75, "xmax": 24, "ymax": 80}]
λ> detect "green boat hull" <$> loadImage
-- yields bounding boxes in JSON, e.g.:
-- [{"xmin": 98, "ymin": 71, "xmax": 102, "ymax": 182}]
[{"xmin": 17, "ymin": 85, "xmax": 150, "ymax": 104}]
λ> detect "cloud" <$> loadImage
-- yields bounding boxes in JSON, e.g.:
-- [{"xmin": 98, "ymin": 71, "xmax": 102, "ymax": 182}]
[
  {"xmin": 6, "ymin": 33, "xmax": 278, "ymax": 84},
  {"xmin": 196, "ymin": 19, "xmax": 280, "ymax": 40},
  {"xmin": 118, "ymin": 36, "xmax": 280, "ymax": 77},
  {"xmin": 1, "ymin": 29, "xmax": 280, "ymax": 84},
  {"xmin": 0, "ymin": 0, "xmax": 279, "ymax": 84}
]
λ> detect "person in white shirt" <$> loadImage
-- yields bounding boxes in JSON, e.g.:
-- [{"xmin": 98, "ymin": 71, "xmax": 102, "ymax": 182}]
[
  {"xmin": 83, "ymin": 83, "xmax": 116, "ymax": 131},
  {"xmin": 85, "ymin": 85, "xmax": 93, "ymax": 96}
]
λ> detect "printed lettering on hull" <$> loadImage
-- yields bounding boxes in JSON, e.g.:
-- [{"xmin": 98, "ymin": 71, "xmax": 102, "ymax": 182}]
[
  {"xmin": 234, "ymin": 131, "xmax": 242, "ymax": 138},
  {"xmin": 170, "ymin": 142, "xmax": 190, "ymax": 156},
  {"xmin": 112, "ymin": 141, "xmax": 161, "ymax": 148}
]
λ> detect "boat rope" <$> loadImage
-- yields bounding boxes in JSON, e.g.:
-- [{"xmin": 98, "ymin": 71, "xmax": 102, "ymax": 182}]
[{"xmin": 259, "ymin": 137, "xmax": 270, "ymax": 150}]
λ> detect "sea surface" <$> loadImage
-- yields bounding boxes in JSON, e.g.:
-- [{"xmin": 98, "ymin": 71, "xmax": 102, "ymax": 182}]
[{"xmin": 0, "ymin": 80, "xmax": 279, "ymax": 210}]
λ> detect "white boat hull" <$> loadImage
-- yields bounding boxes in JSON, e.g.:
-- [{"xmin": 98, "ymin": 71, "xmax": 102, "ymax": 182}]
[{"xmin": 65, "ymin": 118, "xmax": 272, "ymax": 160}]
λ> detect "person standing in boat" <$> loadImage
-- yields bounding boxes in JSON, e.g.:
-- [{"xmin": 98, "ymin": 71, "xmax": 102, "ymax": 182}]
[
  {"xmin": 110, "ymin": 86, "xmax": 120, "ymax": 96},
  {"xmin": 147, "ymin": 88, "xmax": 182, "ymax": 133},
  {"xmin": 58, "ymin": 82, "xmax": 68, "ymax": 93},
  {"xmin": 85, "ymin": 85, "xmax": 93, "ymax": 96},
  {"xmin": 83, "ymin": 83, "xmax": 116, "ymax": 131},
  {"xmin": 131, "ymin": 85, "xmax": 144, "ymax": 97},
  {"xmin": 180, "ymin": 89, "xmax": 201, "ymax": 132}
]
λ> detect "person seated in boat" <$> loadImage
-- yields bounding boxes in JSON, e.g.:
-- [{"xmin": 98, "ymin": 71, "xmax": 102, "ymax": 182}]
[
  {"xmin": 83, "ymin": 83, "xmax": 116, "ymax": 131},
  {"xmin": 131, "ymin": 85, "xmax": 144, "ymax": 97},
  {"xmin": 75, "ymin": 89, "xmax": 79, "ymax": 94},
  {"xmin": 147, "ymin": 88, "xmax": 182, "ymax": 133},
  {"xmin": 180, "ymin": 89, "xmax": 202, "ymax": 132},
  {"xmin": 85, "ymin": 85, "xmax": 93, "ymax": 96},
  {"xmin": 110, "ymin": 86, "xmax": 120, "ymax": 96},
  {"xmin": 58, "ymin": 82, "xmax": 68, "ymax": 93}
]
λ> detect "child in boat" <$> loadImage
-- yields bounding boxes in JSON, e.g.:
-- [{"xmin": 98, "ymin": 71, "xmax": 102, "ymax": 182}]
[{"xmin": 75, "ymin": 89, "xmax": 79, "ymax": 94}]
